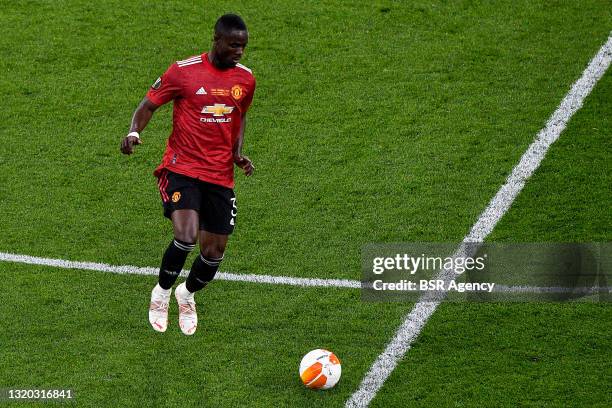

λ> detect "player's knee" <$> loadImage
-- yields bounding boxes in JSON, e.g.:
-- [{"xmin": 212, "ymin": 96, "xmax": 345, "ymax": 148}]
[
  {"xmin": 200, "ymin": 243, "xmax": 225, "ymax": 259},
  {"xmin": 174, "ymin": 227, "xmax": 198, "ymax": 244},
  {"xmin": 171, "ymin": 210, "xmax": 199, "ymax": 243}
]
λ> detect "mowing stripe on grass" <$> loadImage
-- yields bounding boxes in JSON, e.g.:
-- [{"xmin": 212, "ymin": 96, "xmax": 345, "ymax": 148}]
[{"xmin": 345, "ymin": 33, "xmax": 612, "ymax": 408}]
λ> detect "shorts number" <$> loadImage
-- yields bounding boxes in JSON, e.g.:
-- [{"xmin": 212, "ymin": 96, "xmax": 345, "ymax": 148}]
[{"xmin": 230, "ymin": 197, "xmax": 237, "ymax": 225}]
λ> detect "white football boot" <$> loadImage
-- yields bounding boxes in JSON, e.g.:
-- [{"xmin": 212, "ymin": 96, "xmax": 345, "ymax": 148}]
[
  {"xmin": 175, "ymin": 282, "xmax": 198, "ymax": 335},
  {"xmin": 149, "ymin": 284, "xmax": 171, "ymax": 333}
]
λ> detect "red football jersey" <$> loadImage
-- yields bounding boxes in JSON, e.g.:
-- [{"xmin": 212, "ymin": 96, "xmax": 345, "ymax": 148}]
[{"xmin": 146, "ymin": 53, "xmax": 256, "ymax": 189}]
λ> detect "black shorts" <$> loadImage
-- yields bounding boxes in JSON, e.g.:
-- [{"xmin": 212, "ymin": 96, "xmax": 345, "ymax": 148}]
[{"xmin": 157, "ymin": 170, "xmax": 237, "ymax": 235}]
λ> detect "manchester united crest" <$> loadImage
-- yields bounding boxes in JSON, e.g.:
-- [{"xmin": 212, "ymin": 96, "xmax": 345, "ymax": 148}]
[
  {"xmin": 231, "ymin": 85, "xmax": 244, "ymax": 100},
  {"xmin": 172, "ymin": 192, "xmax": 181, "ymax": 203}
]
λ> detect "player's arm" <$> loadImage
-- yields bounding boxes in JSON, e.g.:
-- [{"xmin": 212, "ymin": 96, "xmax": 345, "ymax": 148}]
[
  {"xmin": 233, "ymin": 113, "xmax": 254, "ymax": 176},
  {"xmin": 120, "ymin": 97, "xmax": 160, "ymax": 155}
]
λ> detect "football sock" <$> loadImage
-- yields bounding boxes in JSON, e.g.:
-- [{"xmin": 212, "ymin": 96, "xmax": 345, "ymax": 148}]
[
  {"xmin": 158, "ymin": 239, "xmax": 196, "ymax": 290},
  {"xmin": 185, "ymin": 254, "xmax": 223, "ymax": 293}
]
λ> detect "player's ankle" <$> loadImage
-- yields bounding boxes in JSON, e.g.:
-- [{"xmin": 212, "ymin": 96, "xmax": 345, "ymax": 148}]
[
  {"xmin": 154, "ymin": 283, "xmax": 172, "ymax": 296},
  {"xmin": 176, "ymin": 282, "xmax": 193, "ymax": 297}
]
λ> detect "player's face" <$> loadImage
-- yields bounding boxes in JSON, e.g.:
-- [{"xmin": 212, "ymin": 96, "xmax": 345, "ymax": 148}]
[{"xmin": 213, "ymin": 30, "xmax": 248, "ymax": 68}]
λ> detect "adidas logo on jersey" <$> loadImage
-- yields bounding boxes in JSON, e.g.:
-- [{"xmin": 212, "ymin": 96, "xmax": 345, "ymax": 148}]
[{"xmin": 196, "ymin": 87, "xmax": 207, "ymax": 95}]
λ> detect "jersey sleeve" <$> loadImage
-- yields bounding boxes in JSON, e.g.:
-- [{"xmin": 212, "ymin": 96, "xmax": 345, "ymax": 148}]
[
  {"xmin": 241, "ymin": 77, "xmax": 256, "ymax": 113},
  {"xmin": 146, "ymin": 63, "xmax": 182, "ymax": 106}
]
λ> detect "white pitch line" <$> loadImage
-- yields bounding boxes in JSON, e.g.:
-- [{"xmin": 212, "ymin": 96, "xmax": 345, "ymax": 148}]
[
  {"xmin": 1, "ymin": 251, "xmax": 608, "ymax": 294},
  {"xmin": 0, "ymin": 252, "xmax": 361, "ymax": 289},
  {"xmin": 494, "ymin": 285, "xmax": 611, "ymax": 294},
  {"xmin": 0, "ymin": 252, "xmax": 612, "ymax": 294},
  {"xmin": 345, "ymin": 33, "xmax": 612, "ymax": 408}
]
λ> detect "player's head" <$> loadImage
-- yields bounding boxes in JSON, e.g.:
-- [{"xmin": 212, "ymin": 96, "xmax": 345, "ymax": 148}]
[{"xmin": 211, "ymin": 14, "xmax": 248, "ymax": 69}]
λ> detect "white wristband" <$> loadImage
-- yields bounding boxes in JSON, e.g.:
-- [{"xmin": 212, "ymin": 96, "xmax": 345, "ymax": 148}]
[{"xmin": 127, "ymin": 131, "xmax": 140, "ymax": 139}]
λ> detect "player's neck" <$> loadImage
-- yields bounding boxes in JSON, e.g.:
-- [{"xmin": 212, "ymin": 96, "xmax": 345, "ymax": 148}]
[{"xmin": 207, "ymin": 51, "xmax": 227, "ymax": 70}]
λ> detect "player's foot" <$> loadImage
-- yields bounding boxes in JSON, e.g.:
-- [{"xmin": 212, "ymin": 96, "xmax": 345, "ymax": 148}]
[
  {"xmin": 175, "ymin": 282, "xmax": 198, "ymax": 335},
  {"xmin": 149, "ymin": 284, "xmax": 171, "ymax": 333}
]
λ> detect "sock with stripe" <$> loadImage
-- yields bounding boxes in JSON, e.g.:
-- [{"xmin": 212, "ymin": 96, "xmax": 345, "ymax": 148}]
[
  {"xmin": 158, "ymin": 239, "xmax": 196, "ymax": 290},
  {"xmin": 185, "ymin": 254, "xmax": 223, "ymax": 293}
]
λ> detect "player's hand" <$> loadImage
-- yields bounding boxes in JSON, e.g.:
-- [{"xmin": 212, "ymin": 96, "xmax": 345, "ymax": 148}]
[
  {"xmin": 120, "ymin": 135, "xmax": 142, "ymax": 155},
  {"xmin": 234, "ymin": 155, "xmax": 255, "ymax": 176}
]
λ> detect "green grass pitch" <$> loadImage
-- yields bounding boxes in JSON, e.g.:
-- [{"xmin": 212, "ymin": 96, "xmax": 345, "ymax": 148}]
[{"xmin": 0, "ymin": 1, "xmax": 610, "ymax": 407}]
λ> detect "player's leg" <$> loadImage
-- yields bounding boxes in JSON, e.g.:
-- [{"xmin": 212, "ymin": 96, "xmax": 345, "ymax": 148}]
[
  {"xmin": 175, "ymin": 182, "xmax": 236, "ymax": 335},
  {"xmin": 158, "ymin": 209, "xmax": 198, "ymax": 288},
  {"xmin": 187, "ymin": 231, "xmax": 228, "ymax": 291},
  {"xmin": 175, "ymin": 232, "xmax": 227, "ymax": 335},
  {"xmin": 150, "ymin": 171, "xmax": 200, "ymax": 333}
]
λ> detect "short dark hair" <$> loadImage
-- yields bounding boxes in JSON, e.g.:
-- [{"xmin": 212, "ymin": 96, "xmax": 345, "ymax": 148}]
[{"xmin": 214, "ymin": 14, "xmax": 247, "ymax": 36}]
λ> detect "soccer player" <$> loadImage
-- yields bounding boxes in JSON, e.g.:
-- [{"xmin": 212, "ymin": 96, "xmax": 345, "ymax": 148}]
[{"xmin": 120, "ymin": 14, "xmax": 256, "ymax": 335}]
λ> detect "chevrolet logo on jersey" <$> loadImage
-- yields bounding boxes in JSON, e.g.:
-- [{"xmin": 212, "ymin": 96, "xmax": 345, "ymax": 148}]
[{"xmin": 201, "ymin": 104, "xmax": 234, "ymax": 117}]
